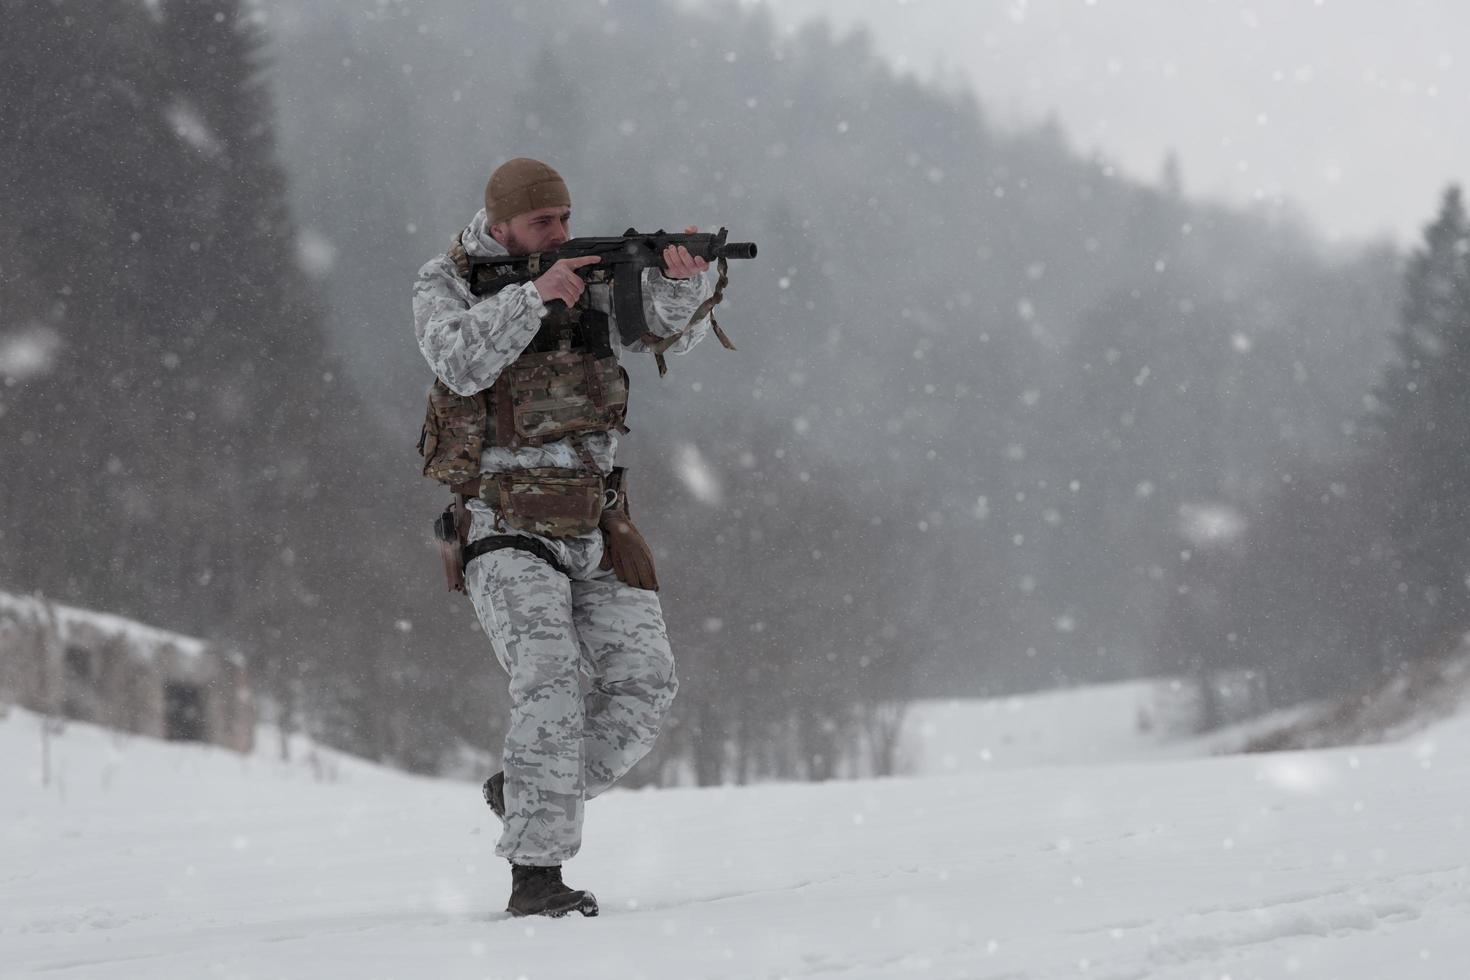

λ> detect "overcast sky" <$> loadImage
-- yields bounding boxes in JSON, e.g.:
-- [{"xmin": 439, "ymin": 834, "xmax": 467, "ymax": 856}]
[{"xmin": 745, "ymin": 0, "xmax": 1468, "ymax": 247}]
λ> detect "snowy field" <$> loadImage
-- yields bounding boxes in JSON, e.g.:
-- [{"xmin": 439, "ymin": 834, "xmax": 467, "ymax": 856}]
[
  {"xmin": 4, "ymin": 696, "xmax": 1469, "ymax": 980},
  {"xmin": 899, "ymin": 680, "xmax": 1205, "ymax": 775}
]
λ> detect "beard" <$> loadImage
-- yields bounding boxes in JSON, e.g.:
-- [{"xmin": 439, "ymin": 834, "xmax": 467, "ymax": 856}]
[
  {"xmin": 501, "ymin": 229, "xmax": 530, "ymax": 257},
  {"xmin": 497, "ymin": 225, "xmax": 562, "ymax": 256}
]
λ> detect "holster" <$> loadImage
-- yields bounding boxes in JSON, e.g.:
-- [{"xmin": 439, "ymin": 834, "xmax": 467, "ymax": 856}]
[
  {"xmin": 434, "ymin": 493, "xmax": 473, "ymax": 592},
  {"xmin": 598, "ymin": 468, "xmax": 659, "ymax": 592}
]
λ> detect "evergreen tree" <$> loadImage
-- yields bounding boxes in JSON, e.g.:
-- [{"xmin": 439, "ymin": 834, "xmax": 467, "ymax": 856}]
[
  {"xmin": 0, "ymin": 0, "xmax": 413, "ymax": 759},
  {"xmin": 1364, "ymin": 186, "xmax": 1470, "ymax": 661},
  {"xmin": 0, "ymin": 0, "xmax": 182, "ymax": 603}
]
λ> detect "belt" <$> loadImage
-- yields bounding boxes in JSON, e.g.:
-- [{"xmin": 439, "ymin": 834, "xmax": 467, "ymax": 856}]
[{"xmin": 462, "ymin": 534, "xmax": 570, "ymax": 578}]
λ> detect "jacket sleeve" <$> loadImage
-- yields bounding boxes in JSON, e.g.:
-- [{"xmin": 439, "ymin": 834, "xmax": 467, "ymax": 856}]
[
  {"xmin": 622, "ymin": 268, "xmax": 715, "ymax": 356},
  {"xmin": 413, "ymin": 255, "xmax": 545, "ymax": 396}
]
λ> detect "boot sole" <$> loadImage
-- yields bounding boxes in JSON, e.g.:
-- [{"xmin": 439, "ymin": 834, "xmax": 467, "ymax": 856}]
[{"xmin": 507, "ymin": 891, "xmax": 599, "ymax": 918}]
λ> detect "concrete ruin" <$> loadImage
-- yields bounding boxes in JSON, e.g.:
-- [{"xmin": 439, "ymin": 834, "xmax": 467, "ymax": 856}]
[{"xmin": 0, "ymin": 591, "xmax": 253, "ymax": 752}]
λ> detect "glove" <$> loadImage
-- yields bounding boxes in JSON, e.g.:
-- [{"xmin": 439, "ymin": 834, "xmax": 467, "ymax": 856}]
[{"xmin": 599, "ymin": 511, "xmax": 659, "ymax": 592}]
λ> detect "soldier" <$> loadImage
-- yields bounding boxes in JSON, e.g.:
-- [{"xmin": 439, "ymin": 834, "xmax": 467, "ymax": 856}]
[{"xmin": 413, "ymin": 158, "xmax": 714, "ymax": 917}]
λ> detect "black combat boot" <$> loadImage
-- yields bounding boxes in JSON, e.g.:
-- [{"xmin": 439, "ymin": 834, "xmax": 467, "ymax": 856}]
[
  {"xmin": 482, "ymin": 771, "xmax": 505, "ymax": 819},
  {"xmin": 507, "ymin": 863, "xmax": 599, "ymax": 918}
]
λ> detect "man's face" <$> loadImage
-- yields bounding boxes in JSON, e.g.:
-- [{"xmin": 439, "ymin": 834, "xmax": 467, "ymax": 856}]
[{"xmin": 491, "ymin": 205, "xmax": 571, "ymax": 255}]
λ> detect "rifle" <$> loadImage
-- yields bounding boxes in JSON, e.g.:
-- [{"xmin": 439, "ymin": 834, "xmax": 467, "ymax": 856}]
[{"xmin": 464, "ymin": 227, "xmax": 757, "ymax": 351}]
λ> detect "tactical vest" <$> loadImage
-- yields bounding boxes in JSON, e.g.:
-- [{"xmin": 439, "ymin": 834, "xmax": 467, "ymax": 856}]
[{"xmin": 417, "ymin": 236, "xmax": 630, "ymax": 488}]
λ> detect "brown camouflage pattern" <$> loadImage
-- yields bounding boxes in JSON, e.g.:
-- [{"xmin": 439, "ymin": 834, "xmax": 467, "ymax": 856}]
[
  {"xmin": 501, "ymin": 348, "xmax": 627, "ymax": 447},
  {"xmin": 419, "ymin": 379, "xmax": 490, "ymax": 484},
  {"xmin": 485, "ymin": 467, "xmax": 607, "ymax": 538}
]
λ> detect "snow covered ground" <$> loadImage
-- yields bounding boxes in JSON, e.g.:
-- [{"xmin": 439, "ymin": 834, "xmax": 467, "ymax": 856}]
[
  {"xmin": 4, "ymin": 697, "xmax": 1468, "ymax": 980},
  {"xmin": 899, "ymin": 680, "xmax": 1191, "ymax": 774}
]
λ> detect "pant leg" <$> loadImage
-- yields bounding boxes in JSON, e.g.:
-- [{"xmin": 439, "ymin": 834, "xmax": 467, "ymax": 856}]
[
  {"xmin": 465, "ymin": 547, "xmax": 585, "ymax": 866},
  {"xmin": 571, "ymin": 573, "xmax": 679, "ymax": 799}
]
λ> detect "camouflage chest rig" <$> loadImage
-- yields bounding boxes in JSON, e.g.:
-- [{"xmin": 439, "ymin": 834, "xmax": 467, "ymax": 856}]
[{"xmin": 418, "ymin": 232, "xmax": 633, "ymax": 591}]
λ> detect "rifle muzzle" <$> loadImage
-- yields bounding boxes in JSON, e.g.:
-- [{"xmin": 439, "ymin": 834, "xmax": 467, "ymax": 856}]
[{"xmin": 718, "ymin": 241, "xmax": 757, "ymax": 260}]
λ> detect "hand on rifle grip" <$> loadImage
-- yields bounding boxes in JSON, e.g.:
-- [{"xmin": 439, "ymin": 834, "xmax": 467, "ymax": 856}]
[{"xmin": 533, "ymin": 255, "xmax": 600, "ymax": 306}]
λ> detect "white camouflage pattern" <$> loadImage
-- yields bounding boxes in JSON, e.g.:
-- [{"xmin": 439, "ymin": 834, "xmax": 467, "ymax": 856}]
[
  {"xmin": 414, "ymin": 207, "xmax": 707, "ymax": 866},
  {"xmin": 463, "ymin": 507, "xmax": 678, "ymax": 866}
]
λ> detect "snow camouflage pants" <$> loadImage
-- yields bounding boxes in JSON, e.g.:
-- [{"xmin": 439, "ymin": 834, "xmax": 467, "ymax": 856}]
[{"xmin": 463, "ymin": 507, "xmax": 678, "ymax": 866}]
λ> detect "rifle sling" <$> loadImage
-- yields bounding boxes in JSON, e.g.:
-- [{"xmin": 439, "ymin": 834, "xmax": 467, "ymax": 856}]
[{"xmin": 643, "ymin": 256, "xmax": 735, "ymax": 377}]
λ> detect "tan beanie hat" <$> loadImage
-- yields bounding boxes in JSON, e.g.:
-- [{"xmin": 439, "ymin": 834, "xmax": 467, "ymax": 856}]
[{"xmin": 485, "ymin": 158, "xmax": 571, "ymax": 222}]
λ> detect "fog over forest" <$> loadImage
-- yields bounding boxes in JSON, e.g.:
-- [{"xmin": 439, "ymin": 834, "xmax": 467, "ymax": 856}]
[
  {"xmin": 5, "ymin": 0, "xmax": 1469, "ymax": 780},
  {"xmin": 762, "ymin": 0, "xmax": 1470, "ymax": 246}
]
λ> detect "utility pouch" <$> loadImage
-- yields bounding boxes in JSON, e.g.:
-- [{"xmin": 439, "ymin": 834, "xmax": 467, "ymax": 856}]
[
  {"xmin": 484, "ymin": 467, "xmax": 606, "ymax": 538},
  {"xmin": 420, "ymin": 379, "xmax": 489, "ymax": 484}
]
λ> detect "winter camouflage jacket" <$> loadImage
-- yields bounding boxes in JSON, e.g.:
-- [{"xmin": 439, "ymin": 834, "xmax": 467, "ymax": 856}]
[{"xmin": 414, "ymin": 208, "xmax": 714, "ymax": 477}]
